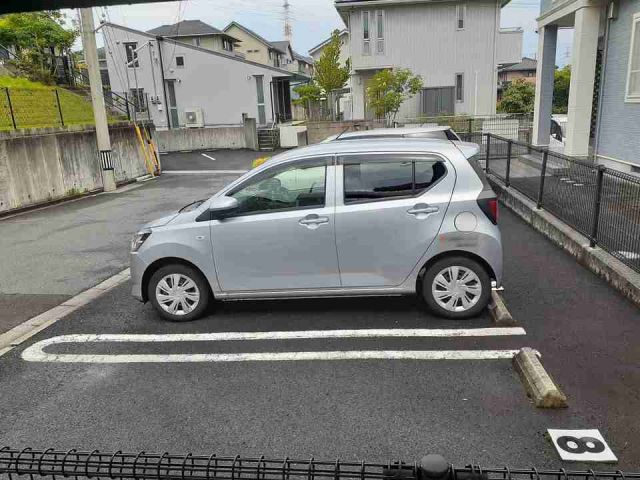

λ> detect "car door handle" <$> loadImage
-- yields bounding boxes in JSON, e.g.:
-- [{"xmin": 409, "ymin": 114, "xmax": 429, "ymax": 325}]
[
  {"xmin": 407, "ymin": 204, "xmax": 439, "ymax": 215},
  {"xmin": 299, "ymin": 214, "xmax": 329, "ymax": 228}
]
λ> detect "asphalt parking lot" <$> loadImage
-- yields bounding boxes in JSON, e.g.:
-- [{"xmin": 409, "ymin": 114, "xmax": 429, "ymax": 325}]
[
  {"xmin": 1, "ymin": 149, "xmax": 640, "ymax": 468},
  {"xmin": 159, "ymin": 148, "xmax": 284, "ymax": 172}
]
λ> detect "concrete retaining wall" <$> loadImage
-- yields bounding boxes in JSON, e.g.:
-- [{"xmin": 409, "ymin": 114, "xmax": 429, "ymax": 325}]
[
  {"xmin": 155, "ymin": 118, "xmax": 258, "ymax": 152},
  {"xmin": 305, "ymin": 120, "xmax": 383, "ymax": 145},
  {"xmin": 0, "ymin": 122, "xmax": 150, "ymax": 214},
  {"xmin": 489, "ymin": 175, "xmax": 640, "ymax": 308}
]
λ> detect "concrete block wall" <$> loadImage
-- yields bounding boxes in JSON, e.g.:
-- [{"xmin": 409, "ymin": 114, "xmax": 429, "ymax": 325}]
[
  {"xmin": 155, "ymin": 124, "xmax": 250, "ymax": 153},
  {"xmin": 0, "ymin": 122, "xmax": 150, "ymax": 214}
]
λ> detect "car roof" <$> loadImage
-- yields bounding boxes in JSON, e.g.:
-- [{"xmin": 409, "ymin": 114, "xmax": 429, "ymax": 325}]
[
  {"xmin": 261, "ymin": 138, "xmax": 479, "ymax": 169},
  {"xmin": 324, "ymin": 126, "xmax": 453, "ymax": 142}
]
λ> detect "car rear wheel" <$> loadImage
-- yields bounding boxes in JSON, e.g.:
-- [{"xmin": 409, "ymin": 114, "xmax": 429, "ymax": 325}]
[
  {"xmin": 148, "ymin": 264, "xmax": 210, "ymax": 322},
  {"xmin": 421, "ymin": 256, "xmax": 490, "ymax": 319}
]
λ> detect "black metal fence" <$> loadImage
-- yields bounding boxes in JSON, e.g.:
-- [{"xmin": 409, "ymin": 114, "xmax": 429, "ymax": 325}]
[
  {"xmin": 2, "ymin": 448, "xmax": 640, "ymax": 480},
  {"xmin": 483, "ymin": 133, "xmax": 640, "ymax": 274},
  {"xmin": 0, "ymin": 87, "xmax": 147, "ymax": 131}
]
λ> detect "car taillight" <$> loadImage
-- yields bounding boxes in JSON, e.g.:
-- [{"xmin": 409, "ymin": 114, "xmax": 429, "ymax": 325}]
[{"xmin": 477, "ymin": 197, "xmax": 498, "ymax": 225}]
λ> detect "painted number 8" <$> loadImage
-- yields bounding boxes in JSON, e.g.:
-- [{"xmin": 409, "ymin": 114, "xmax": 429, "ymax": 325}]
[{"xmin": 557, "ymin": 436, "xmax": 606, "ymax": 454}]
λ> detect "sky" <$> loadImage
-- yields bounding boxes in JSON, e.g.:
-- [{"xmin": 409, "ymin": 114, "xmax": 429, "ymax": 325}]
[{"xmin": 74, "ymin": 0, "xmax": 573, "ymax": 66}]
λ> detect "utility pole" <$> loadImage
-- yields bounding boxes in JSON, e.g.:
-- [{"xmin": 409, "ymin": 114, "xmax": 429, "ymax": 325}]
[
  {"xmin": 283, "ymin": 0, "xmax": 292, "ymax": 43},
  {"xmin": 80, "ymin": 7, "xmax": 116, "ymax": 192}
]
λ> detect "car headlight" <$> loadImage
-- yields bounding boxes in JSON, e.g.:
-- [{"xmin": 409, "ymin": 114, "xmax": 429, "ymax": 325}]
[{"xmin": 131, "ymin": 229, "xmax": 152, "ymax": 252}]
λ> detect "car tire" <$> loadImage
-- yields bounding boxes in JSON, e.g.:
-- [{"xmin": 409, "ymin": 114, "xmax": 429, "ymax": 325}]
[
  {"xmin": 148, "ymin": 264, "xmax": 210, "ymax": 322},
  {"xmin": 420, "ymin": 256, "xmax": 491, "ymax": 320}
]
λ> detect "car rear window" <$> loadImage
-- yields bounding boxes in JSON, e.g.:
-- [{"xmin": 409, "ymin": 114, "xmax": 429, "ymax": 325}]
[{"xmin": 342, "ymin": 156, "xmax": 447, "ymax": 203}]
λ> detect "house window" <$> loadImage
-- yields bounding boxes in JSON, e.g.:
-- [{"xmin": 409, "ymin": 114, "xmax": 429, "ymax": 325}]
[
  {"xmin": 176, "ymin": 56, "xmax": 185, "ymax": 67},
  {"xmin": 456, "ymin": 4, "xmax": 466, "ymax": 30},
  {"xmin": 193, "ymin": 37, "xmax": 201, "ymax": 47},
  {"xmin": 222, "ymin": 38, "xmax": 233, "ymax": 52},
  {"xmin": 363, "ymin": 10, "xmax": 371, "ymax": 55},
  {"xmin": 376, "ymin": 10, "xmax": 385, "ymax": 54},
  {"xmin": 129, "ymin": 88, "xmax": 146, "ymax": 112},
  {"xmin": 455, "ymin": 73, "xmax": 464, "ymax": 102},
  {"xmin": 625, "ymin": 12, "xmax": 640, "ymax": 102},
  {"xmin": 124, "ymin": 42, "xmax": 138, "ymax": 68}
]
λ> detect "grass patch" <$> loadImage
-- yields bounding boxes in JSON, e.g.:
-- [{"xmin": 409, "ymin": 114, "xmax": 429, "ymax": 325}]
[{"xmin": 0, "ymin": 76, "xmax": 121, "ymax": 130}]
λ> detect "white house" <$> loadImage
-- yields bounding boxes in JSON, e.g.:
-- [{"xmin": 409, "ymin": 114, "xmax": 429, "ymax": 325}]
[
  {"xmin": 308, "ymin": 29, "xmax": 350, "ymax": 64},
  {"xmin": 334, "ymin": 0, "xmax": 523, "ymax": 119},
  {"xmin": 101, "ymin": 22, "xmax": 293, "ymax": 128}
]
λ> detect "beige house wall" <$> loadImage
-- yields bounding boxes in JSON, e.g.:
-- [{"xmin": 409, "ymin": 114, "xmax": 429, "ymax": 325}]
[{"xmin": 225, "ymin": 25, "xmax": 271, "ymax": 65}]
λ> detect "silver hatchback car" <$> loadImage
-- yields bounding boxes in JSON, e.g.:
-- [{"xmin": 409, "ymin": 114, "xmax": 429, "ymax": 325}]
[{"xmin": 130, "ymin": 138, "xmax": 501, "ymax": 322}]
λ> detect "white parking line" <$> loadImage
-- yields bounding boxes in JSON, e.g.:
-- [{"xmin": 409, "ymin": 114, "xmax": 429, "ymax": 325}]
[
  {"xmin": 21, "ymin": 328, "xmax": 527, "ymax": 363},
  {"xmin": 28, "ymin": 327, "xmax": 526, "ymax": 345},
  {"xmin": 201, "ymin": 153, "xmax": 216, "ymax": 161},
  {"xmin": 22, "ymin": 349, "xmax": 524, "ymax": 364}
]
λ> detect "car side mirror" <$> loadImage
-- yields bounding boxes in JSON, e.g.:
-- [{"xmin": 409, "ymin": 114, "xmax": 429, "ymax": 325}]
[
  {"xmin": 196, "ymin": 196, "xmax": 239, "ymax": 222},
  {"xmin": 209, "ymin": 196, "xmax": 239, "ymax": 212}
]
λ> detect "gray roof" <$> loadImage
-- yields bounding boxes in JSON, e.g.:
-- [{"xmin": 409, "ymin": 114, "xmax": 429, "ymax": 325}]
[
  {"xmin": 271, "ymin": 40, "xmax": 291, "ymax": 55},
  {"xmin": 292, "ymin": 50, "xmax": 313, "ymax": 64},
  {"xmin": 499, "ymin": 57, "xmax": 537, "ymax": 72},
  {"xmin": 148, "ymin": 19, "xmax": 230, "ymax": 38}
]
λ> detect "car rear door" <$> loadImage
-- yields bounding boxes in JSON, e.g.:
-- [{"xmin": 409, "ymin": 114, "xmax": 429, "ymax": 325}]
[
  {"xmin": 210, "ymin": 156, "xmax": 340, "ymax": 292},
  {"xmin": 334, "ymin": 152, "xmax": 455, "ymax": 287}
]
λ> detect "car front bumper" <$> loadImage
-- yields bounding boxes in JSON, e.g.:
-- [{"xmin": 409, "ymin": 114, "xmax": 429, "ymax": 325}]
[{"xmin": 130, "ymin": 251, "xmax": 148, "ymax": 302}]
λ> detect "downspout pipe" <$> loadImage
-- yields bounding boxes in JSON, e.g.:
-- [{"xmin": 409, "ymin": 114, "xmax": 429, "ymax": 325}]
[
  {"xmin": 593, "ymin": 2, "xmax": 612, "ymax": 161},
  {"xmin": 156, "ymin": 36, "xmax": 171, "ymax": 129}
]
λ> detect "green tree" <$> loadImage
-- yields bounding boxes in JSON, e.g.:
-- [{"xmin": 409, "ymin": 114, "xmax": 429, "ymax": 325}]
[
  {"xmin": 293, "ymin": 82, "xmax": 322, "ymax": 119},
  {"xmin": 553, "ymin": 65, "xmax": 571, "ymax": 114},
  {"xmin": 0, "ymin": 11, "xmax": 77, "ymax": 84},
  {"xmin": 497, "ymin": 78, "xmax": 535, "ymax": 113},
  {"xmin": 366, "ymin": 68, "xmax": 423, "ymax": 125},
  {"xmin": 313, "ymin": 29, "xmax": 350, "ymax": 94}
]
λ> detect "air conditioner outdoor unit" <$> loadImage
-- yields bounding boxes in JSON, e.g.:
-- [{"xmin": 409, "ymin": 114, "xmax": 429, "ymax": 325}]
[{"xmin": 184, "ymin": 108, "xmax": 204, "ymax": 128}]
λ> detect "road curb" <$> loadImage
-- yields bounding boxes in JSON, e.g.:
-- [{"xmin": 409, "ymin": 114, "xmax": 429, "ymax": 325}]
[
  {"xmin": 513, "ymin": 347, "xmax": 568, "ymax": 408},
  {"xmin": 488, "ymin": 290, "xmax": 518, "ymax": 326},
  {"xmin": 488, "ymin": 176, "xmax": 640, "ymax": 309},
  {"xmin": 0, "ymin": 269, "xmax": 131, "ymax": 357}
]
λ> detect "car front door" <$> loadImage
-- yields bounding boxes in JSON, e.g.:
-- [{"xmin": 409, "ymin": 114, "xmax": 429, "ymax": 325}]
[
  {"xmin": 335, "ymin": 153, "xmax": 455, "ymax": 287},
  {"xmin": 210, "ymin": 156, "xmax": 340, "ymax": 292}
]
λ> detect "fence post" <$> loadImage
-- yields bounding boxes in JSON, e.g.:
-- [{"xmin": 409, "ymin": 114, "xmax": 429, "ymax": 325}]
[
  {"xmin": 467, "ymin": 117, "xmax": 473, "ymax": 135},
  {"xmin": 5, "ymin": 88, "xmax": 17, "ymax": 130},
  {"xmin": 54, "ymin": 89, "xmax": 64, "ymax": 127},
  {"xmin": 536, "ymin": 150, "xmax": 549, "ymax": 209},
  {"xmin": 589, "ymin": 165, "xmax": 605, "ymax": 248},
  {"xmin": 505, "ymin": 140, "xmax": 512, "ymax": 187},
  {"xmin": 124, "ymin": 92, "xmax": 131, "ymax": 121},
  {"xmin": 485, "ymin": 134, "xmax": 491, "ymax": 173}
]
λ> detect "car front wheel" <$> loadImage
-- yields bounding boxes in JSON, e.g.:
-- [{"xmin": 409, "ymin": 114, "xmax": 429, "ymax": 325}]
[
  {"xmin": 421, "ymin": 256, "xmax": 491, "ymax": 319},
  {"xmin": 148, "ymin": 264, "xmax": 210, "ymax": 322}
]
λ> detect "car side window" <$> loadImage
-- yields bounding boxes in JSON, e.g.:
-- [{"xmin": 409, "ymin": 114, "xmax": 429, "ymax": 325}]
[
  {"xmin": 230, "ymin": 160, "xmax": 327, "ymax": 215},
  {"xmin": 342, "ymin": 155, "xmax": 446, "ymax": 204}
]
